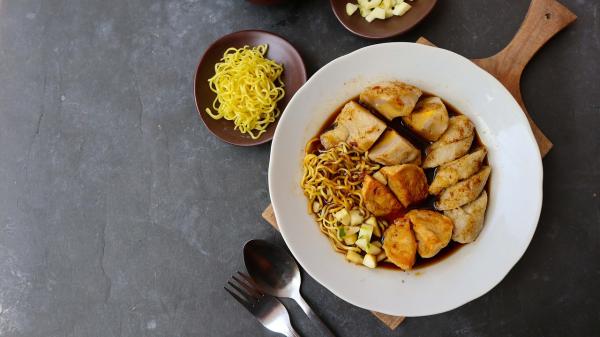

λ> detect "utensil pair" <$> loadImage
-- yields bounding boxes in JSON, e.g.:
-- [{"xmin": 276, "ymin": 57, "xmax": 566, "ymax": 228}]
[
  {"xmin": 225, "ymin": 271, "xmax": 301, "ymax": 337},
  {"xmin": 224, "ymin": 240, "xmax": 336, "ymax": 337}
]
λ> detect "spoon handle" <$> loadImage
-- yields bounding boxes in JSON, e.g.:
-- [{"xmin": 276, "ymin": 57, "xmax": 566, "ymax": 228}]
[{"xmin": 293, "ymin": 293, "xmax": 336, "ymax": 337}]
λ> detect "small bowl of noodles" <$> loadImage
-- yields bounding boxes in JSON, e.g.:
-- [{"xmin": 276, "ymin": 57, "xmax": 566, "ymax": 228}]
[{"xmin": 194, "ymin": 30, "xmax": 307, "ymax": 146}]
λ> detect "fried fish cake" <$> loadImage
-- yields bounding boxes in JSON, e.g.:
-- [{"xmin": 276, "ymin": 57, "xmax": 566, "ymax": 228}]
[
  {"xmin": 380, "ymin": 164, "xmax": 429, "ymax": 208},
  {"xmin": 361, "ymin": 175, "xmax": 404, "ymax": 217},
  {"xmin": 383, "ymin": 217, "xmax": 417, "ymax": 270},
  {"xmin": 407, "ymin": 210, "xmax": 454, "ymax": 258}
]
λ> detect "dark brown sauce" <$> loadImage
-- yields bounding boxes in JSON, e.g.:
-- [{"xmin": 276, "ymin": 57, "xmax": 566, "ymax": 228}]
[
  {"xmin": 312, "ymin": 93, "xmax": 489, "ymax": 269},
  {"xmin": 380, "ymin": 241, "xmax": 464, "ymax": 271}
]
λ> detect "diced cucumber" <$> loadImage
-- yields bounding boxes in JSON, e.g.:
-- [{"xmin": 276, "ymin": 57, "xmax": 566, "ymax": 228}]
[
  {"xmin": 372, "ymin": 7, "xmax": 386, "ymax": 18},
  {"xmin": 338, "ymin": 226, "xmax": 360, "ymax": 241},
  {"xmin": 365, "ymin": 216, "xmax": 377, "ymax": 227},
  {"xmin": 359, "ymin": 0, "xmax": 382, "ymax": 9},
  {"xmin": 334, "ymin": 209, "xmax": 351, "ymax": 226},
  {"xmin": 350, "ymin": 210, "xmax": 364, "ymax": 226},
  {"xmin": 366, "ymin": 7, "xmax": 386, "ymax": 22},
  {"xmin": 355, "ymin": 238, "xmax": 368, "ymax": 251},
  {"xmin": 385, "ymin": 8, "xmax": 394, "ymax": 18},
  {"xmin": 344, "ymin": 233, "xmax": 358, "ymax": 245},
  {"xmin": 363, "ymin": 254, "xmax": 377, "ymax": 268},
  {"xmin": 392, "ymin": 2, "xmax": 411, "ymax": 16},
  {"xmin": 359, "ymin": 6, "xmax": 372, "ymax": 17},
  {"xmin": 365, "ymin": 242, "xmax": 382, "ymax": 255},
  {"xmin": 358, "ymin": 224, "xmax": 374, "ymax": 242},
  {"xmin": 346, "ymin": 226, "xmax": 360, "ymax": 236},
  {"xmin": 346, "ymin": 3, "xmax": 359, "ymax": 16},
  {"xmin": 346, "ymin": 250, "xmax": 363, "ymax": 264}
]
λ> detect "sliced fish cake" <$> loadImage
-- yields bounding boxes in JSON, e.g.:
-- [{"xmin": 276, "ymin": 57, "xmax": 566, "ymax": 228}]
[
  {"xmin": 359, "ymin": 81, "xmax": 422, "ymax": 120},
  {"xmin": 429, "ymin": 148, "xmax": 487, "ymax": 195},
  {"xmin": 423, "ymin": 116, "xmax": 475, "ymax": 168},
  {"xmin": 402, "ymin": 96, "xmax": 449, "ymax": 142},
  {"xmin": 368, "ymin": 129, "xmax": 421, "ymax": 166},
  {"xmin": 445, "ymin": 191, "xmax": 488, "ymax": 243},
  {"xmin": 320, "ymin": 101, "xmax": 386, "ymax": 152},
  {"xmin": 435, "ymin": 166, "xmax": 491, "ymax": 210}
]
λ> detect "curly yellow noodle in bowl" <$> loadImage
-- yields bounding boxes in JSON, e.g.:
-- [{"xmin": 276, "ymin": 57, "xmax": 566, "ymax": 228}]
[
  {"xmin": 301, "ymin": 140, "xmax": 386, "ymax": 253},
  {"xmin": 205, "ymin": 44, "xmax": 285, "ymax": 139}
]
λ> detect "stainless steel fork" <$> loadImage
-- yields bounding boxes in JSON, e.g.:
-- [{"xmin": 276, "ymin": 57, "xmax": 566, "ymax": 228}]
[{"xmin": 225, "ymin": 271, "xmax": 302, "ymax": 337}]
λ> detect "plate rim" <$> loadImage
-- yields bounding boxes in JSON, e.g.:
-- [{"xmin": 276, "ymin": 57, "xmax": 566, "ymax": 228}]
[
  {"xmin": 268, "ymin": 42, "xmax": 544, "ymax": 316},
  {"xmin": 194, "ymin": 29, "xmax": 307, "ymax": 147}
]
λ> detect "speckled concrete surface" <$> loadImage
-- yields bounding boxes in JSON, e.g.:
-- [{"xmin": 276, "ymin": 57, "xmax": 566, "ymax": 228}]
[{"xmin": 0, "ymin": 0, "xmax": 598, "ymax": 336}]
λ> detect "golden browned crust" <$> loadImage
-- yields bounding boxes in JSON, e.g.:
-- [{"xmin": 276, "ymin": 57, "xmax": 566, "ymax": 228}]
[
  {"xmin": 380, "ymin": 164, "xmax": 429, "ymax": 208},
  {"xmin": 361, "ymin": 175, "xmax": 404, "ymax": 217},
  {"xmin": 407, "ymin": 210, "xmax": 454, "ymax": 258},
  {"xmin": 383, "ymin": 217, "xmax": 417, "ymax": 270}
]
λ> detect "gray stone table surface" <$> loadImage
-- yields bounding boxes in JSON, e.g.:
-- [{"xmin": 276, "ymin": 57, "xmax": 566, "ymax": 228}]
[{"xmin": 0, "ymin": 0, "xmax": 599, "ymax": 336}]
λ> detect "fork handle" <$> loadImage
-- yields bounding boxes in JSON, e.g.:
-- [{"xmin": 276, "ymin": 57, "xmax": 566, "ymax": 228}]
[{"xmin": 293, "ymin": 293, "xmax": 336, "ymax": 337}]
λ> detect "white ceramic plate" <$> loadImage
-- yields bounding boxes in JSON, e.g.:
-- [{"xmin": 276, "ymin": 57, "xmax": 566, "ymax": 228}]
[{"xmin": 268, "ymin": 43, "xmax": 543, "ymax": 317}]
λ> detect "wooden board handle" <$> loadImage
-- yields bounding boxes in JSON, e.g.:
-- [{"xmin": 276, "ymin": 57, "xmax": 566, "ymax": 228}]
[
  {"xmin": 474, "ymin": 0, "xmax": 577, "ymax": 85},
  {"xmin": 473, "ymin": 0, "xmax": 576, "ymax": 157}
]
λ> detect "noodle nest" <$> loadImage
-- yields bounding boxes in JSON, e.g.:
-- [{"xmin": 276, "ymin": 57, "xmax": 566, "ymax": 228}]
[
  {"xmin": 205, "ymin": 44, "xmax": 285, "ymax": 139},
  {"xmin": 301, "ymin": 140, "xmax": 383, "ymax": 253}
]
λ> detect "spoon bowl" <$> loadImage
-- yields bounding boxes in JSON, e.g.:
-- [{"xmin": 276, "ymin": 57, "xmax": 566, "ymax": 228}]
[
  {"xmin": 243, "ymin": 239, "xmax": 301, "ymax": 298},
  {"xmin": 244, "ymin": 239, "xmax": 337, "ymax": 337}
]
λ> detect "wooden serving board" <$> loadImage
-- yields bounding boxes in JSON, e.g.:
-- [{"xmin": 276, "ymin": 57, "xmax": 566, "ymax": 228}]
[{"xmin": 262, "ymin": 0, "xmax": 576, "ymax": 330}]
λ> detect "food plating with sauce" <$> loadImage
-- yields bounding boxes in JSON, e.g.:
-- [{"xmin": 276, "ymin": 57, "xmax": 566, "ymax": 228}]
[{"xmin": 301, "ymin": 82, "xmax": 491, "ymax": 271}]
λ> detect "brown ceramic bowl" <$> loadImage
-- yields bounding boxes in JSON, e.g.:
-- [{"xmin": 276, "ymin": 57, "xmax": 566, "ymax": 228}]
[
  {"xmin": 194, "ymin": 30, "xmax": 307, "ymax": 146},
  {"xmin": 330, "ymin": 0, "xmax": 437, "ymax": 39}
]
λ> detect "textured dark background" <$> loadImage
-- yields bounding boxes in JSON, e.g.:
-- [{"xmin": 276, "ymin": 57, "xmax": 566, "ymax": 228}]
[{"xmin": 0, "ymin": 0, "xmax": 598, "ymax": 336}]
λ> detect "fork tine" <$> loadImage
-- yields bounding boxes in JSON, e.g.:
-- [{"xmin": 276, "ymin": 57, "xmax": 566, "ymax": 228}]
[
  {"xmin": 232, "ymin": 274, "xmax": 263, "ymax": 297},
  {"xmin": 237, "ymin": 271, "xmax": 262, "ymax": 292},
  {"xmin": 227, "ymin": 280, "xmax": 258, "ymax": 304},
  {"xmin": 224, "ymin": 286, "xmax": 251, "ymax": 310}
]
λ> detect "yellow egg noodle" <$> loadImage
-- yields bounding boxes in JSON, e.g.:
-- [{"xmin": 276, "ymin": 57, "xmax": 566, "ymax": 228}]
[
  {"xmin": 301, "ymin": 140, "xmax": 387, "ymax": 253},
  {"xmin": 205, "ymin": 44, "xmax": 285, "ymax": 139}
]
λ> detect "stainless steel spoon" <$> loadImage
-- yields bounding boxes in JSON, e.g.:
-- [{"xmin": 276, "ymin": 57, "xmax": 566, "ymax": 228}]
[{"xmin": 244, "ymin": 239, "xmax": 336, "ymax": 337}]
